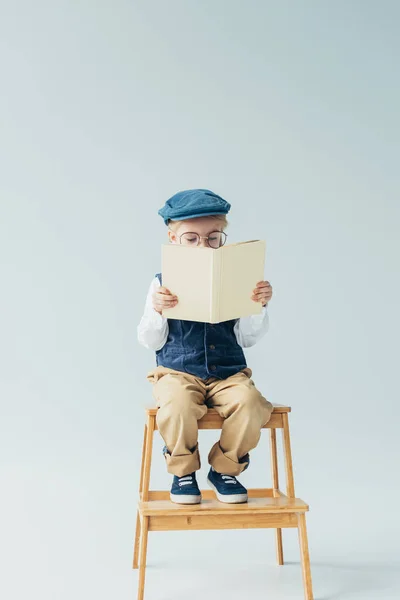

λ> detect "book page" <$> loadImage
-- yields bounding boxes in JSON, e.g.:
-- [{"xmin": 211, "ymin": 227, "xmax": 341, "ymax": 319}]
[
  {"xmin": 161, "ymin": 244, "xmax": 214, "ymax": 322},
  {"xmin": 217, "ymin": 240, "xmax": 266, "ymax": 322}
]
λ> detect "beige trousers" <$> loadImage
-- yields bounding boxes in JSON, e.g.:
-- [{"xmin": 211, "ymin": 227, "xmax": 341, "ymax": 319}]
[{"xmin": 147, "ymin": 366, "xmax": 273, "ymax": 477}]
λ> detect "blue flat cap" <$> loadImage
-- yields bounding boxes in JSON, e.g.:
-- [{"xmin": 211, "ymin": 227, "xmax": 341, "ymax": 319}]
[{"xmin": 158, "ymin": 189, "xmax": 231, "ymax": 225}]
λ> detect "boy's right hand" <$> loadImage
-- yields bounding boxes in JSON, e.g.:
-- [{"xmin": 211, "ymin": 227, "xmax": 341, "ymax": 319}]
[{"xmin": 152, "ymin": 286, "xmax": 178, "ymax": 315}]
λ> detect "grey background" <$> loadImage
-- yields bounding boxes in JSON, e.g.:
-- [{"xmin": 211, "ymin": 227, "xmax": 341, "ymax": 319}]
[{"xmin": 1, "ymin": 1, "xmax": 399, "ymax": 599}]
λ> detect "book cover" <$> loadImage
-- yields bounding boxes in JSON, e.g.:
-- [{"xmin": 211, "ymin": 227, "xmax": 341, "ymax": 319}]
[{"xmin": 162, "ymin": 240, "xmax": 266, "ymax": 323}]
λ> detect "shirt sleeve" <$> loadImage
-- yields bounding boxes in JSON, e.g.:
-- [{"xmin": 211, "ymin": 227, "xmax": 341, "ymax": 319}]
[
  {"xmin": 234, "ymin": 306, "xmax": 269, "ymax": 348},
  {"xmin": 137, "ymin": 277, "xmax": 169, "ymax": 351}
]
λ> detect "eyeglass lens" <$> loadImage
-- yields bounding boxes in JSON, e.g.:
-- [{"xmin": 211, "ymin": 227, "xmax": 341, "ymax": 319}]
[{"xmin": 180, "ymin": 231, "xmax": 226, "ymax": 248}]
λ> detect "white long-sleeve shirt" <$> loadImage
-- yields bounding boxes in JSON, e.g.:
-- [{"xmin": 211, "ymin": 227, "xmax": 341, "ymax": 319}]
[{"xmin": 137, "ymin": 277, "xmax": 269, "ymax": 351}]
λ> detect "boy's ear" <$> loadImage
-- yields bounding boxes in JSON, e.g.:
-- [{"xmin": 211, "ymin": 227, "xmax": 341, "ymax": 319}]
[{"xmin": 167, "ymin": 228, "xmax": 176, "ymax": 243}]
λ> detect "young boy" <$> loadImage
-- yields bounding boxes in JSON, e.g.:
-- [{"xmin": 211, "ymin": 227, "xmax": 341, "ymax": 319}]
[{"xmin": 137, "ymin": 189, "xmax": 273, "ymax": 505}]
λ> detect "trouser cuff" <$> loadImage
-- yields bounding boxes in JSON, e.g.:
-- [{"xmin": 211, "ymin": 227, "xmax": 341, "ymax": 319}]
[
  {"xmin": 163, "ymin": 444, "xmax": 201, "ymax": 477},
  {"xmin": 208, "ymin": 442, "xmax": 249, "ymax": 476}
]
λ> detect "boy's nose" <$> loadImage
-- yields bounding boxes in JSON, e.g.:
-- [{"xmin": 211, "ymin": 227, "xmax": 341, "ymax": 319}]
[{"xmin": 198, "ymin": 239, "xmax": 208, "ymax": 248}]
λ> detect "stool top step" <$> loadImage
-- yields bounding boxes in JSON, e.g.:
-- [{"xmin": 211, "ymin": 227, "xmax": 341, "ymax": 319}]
[
  {"xmin": 145, "ymin": 403, "xmax": 291, "ymax": 416},
  {"xmin": 139, "ymin": 494, "xmax": 307, "ymax": 517}
]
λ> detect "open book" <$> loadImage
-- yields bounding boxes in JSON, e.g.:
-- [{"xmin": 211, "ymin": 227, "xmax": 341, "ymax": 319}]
[{"xmin": 161, "ymin": 240, "xmax": 266, "ymax": 323}]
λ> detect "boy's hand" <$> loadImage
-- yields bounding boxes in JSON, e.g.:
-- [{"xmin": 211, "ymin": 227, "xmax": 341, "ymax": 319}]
[
  {"xmin": 153, "ymin": 286, "xmax": 178, "ymax": 315},
  {"xmin": 251, "ymin": 281, "xmax": 273, "ymax": 307}
]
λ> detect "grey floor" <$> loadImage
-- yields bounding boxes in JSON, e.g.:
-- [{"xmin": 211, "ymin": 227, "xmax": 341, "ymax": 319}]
[{"xmin": 138, "ymin": 531, "xmax": 400, "ymax": 600}]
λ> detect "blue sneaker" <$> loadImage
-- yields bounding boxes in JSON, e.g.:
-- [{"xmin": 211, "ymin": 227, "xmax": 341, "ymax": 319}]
[
  {"xmin": 207, "ymin": 468, "xmax": 248, "ymax": 504},
  {"xmin": 170, "ymin": 473, "xmax": 202, "ymax": 505}
]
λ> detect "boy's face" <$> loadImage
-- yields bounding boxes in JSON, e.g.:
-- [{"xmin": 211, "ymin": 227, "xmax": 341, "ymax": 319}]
[{"xmin": 168, "ymin": 217, "xmax": 226, "ymax": 249}]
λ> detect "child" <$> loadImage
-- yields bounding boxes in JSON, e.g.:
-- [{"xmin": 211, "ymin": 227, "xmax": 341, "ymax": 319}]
[{"xmin": 137, "ymin": 189, "xmax": 273, "ymax": 505}]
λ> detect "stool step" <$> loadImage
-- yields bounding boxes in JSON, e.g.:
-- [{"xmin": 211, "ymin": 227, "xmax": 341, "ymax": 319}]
[
  {"xmin": 139, "ymin": 489, "xmax": 308, "ymax": 517},
  {"xmin": 138, "ymin": 491, "xmax": 308, "ymax": 532}
]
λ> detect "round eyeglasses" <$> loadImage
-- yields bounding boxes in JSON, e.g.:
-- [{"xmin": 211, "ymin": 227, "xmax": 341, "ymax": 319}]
[{"xmin": 175, "ymin": 231, "xmax": 227, "ymax": 249}]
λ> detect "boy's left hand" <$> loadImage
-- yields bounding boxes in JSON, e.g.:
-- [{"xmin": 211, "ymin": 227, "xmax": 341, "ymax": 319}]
[{"xmin": 251, "ymin": 281, "xmax": 273, "ymax": 307}]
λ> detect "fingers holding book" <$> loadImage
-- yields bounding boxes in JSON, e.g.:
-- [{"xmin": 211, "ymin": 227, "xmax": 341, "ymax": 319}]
[
  {"xmin": 251, "ymin": 281, "xmax": 273, "ymax": 307},
  {"xmin": 153, "ymin": 286, "xmax": 179, "ymax": 315}
]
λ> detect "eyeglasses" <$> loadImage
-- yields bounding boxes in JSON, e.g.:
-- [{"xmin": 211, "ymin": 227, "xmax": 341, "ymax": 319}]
[{"xmin": 173, "ymin": 230, "xmax": 228, "ymax": 249}]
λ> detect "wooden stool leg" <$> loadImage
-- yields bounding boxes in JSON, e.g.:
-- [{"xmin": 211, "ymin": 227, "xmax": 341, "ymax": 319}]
[
  {"xmin": 269, "ymin": 428, "xmax": 284, "ymax": 565},
  {"xmin": 282, "ymin": 413, "xmax": 295, "ymax": 498},
  {"xmin": 297, "ymin": 513, "xmax": 313, "ymax": 600},
  {"xmin": 133, "ymin": 424, "xmax": 149, "ymax": 569},
  {"xmin": 136, "ymin": 417, "xmax": 154, "ymax": 600},
  {"xmin": 142, "ymin": 415, "xmax": 155, "ymax": 502},
  {"xmin": 137, "ymin": 516, "xmax": 149, "ymax": 600},
  {"xmin": 133, "ymin": 512, "xmax": 141, "ymax": 569}
]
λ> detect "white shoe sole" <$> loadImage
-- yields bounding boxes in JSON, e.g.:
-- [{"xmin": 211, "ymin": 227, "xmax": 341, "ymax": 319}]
[
  {"xmin": 170, "ymin": 493, "xmax": 202, "ymax": 505},
  {"xmin": 207, "ymin": 478, "xmax": 248, "ymax": 504}
]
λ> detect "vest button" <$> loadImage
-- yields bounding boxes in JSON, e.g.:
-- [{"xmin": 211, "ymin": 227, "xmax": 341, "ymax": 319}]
[
  {"xmin": 209, "ymin": 344, "xmax": 215, "ymax": 350},
  {"xmin": 210, "ymin": 365, "xmax": 216, "ymax": 371}
]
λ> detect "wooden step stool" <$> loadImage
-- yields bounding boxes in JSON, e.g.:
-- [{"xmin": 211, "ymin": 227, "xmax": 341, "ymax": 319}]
[{"xmin": 133, "ymin": 404, "xmax": 313, "ymax": 600}]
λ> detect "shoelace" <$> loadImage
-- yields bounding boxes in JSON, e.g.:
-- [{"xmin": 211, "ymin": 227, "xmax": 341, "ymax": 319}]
[
  {"xmin": 178, "ymin": 475, "xmax": 194, "ymax": 487},
  {"xmin": 221, "ymin": 475, "xmax": 237, "ymax": 485}
]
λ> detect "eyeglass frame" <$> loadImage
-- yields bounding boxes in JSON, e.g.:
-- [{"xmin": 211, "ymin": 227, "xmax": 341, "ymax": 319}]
[{"xmin": 168, "ymin": 229, "xmax": 228, "ymax": 248}]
